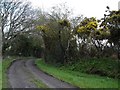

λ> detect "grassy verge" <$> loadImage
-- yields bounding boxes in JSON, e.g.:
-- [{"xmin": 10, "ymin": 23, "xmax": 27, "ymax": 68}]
[
  {"xmin": 35, "ymin": 59, "xmax": 119, "ymax": 88},
  {"xmin": 2, "ymin": 56, "xmax": 18, "ymax": 88},
  {"xmin": 0, "ymin": 61, "xmax": 2, "ymax": 90}
]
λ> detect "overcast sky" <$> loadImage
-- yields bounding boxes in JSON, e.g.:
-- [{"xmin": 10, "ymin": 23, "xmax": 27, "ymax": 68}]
[{"xmin": 28, "ymin": 0, "xmax": 119, "ymax": 19}]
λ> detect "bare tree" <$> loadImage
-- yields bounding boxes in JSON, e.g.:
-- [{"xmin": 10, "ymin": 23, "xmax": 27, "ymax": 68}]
[{"xmin": 0, "ymin": 0, "xmax": 33, "ymax": 52}]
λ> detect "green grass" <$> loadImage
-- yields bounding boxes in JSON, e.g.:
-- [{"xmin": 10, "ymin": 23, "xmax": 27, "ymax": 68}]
[
  {"xmin": 2, "ymin": 56, "xmax": 17, "ymax": 88},
  {"xmin": 30, "ymin": 79, "xmax": 48, "ymax": 88},
  {"xmin": 0, "ymin": 61, "xmax": 2, "ymax": 90},
  {"xmin": 35, "ymin": 59, "xmax": 119, "ymax": 88}
]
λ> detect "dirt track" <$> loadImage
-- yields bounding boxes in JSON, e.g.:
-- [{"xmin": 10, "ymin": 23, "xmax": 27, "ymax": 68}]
[{"xmin": 8, "ymin": 59, "xmax": 77, "ymax": 88}]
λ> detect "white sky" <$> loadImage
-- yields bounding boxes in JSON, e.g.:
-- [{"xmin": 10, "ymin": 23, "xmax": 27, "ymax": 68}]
[{"xmin": 28, "ymin": 0, "xmax": 120, "ymax": 19}]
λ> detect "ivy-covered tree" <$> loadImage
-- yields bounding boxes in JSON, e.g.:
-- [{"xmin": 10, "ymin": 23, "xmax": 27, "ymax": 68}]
[
  {"xmin": 36, "ymin": 4, "xmax": 78, "ymax": 64},
  {"xmin": 37, "ymin": 19, "xmax": 73, "ymax": 64},
  {"xmin": 100, "ymin": 7, "xmax": 120, "ymax": 59}
]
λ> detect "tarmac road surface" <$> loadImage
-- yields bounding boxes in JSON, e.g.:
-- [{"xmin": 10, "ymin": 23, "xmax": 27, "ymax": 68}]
[{"xmin": 8, "ymin": 59, "xmax": 78, "ymax": 88}]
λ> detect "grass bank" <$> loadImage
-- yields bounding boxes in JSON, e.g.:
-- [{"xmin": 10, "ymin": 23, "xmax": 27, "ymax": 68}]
[
  {"xmin": 35, "ymin": 59, "xmax": 119, "ymax": 88},
  {"xmin": 64, "ymin": 58, "xmax": 120, "ymax": 79}
]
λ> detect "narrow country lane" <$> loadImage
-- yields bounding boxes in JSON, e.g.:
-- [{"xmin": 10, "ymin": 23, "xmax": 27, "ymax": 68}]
[
  {"xmin": 8, "ymin": 60, "xmax": 37, "ymax": 88},
  {"xmin": 8, "ymin": 59, "xmax": 78, "ymax": 88}
]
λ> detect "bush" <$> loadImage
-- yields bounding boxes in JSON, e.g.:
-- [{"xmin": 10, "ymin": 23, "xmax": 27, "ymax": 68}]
[{"xmin": 61, "ymin": 58, "xmax": 120, "ymax": 79}]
